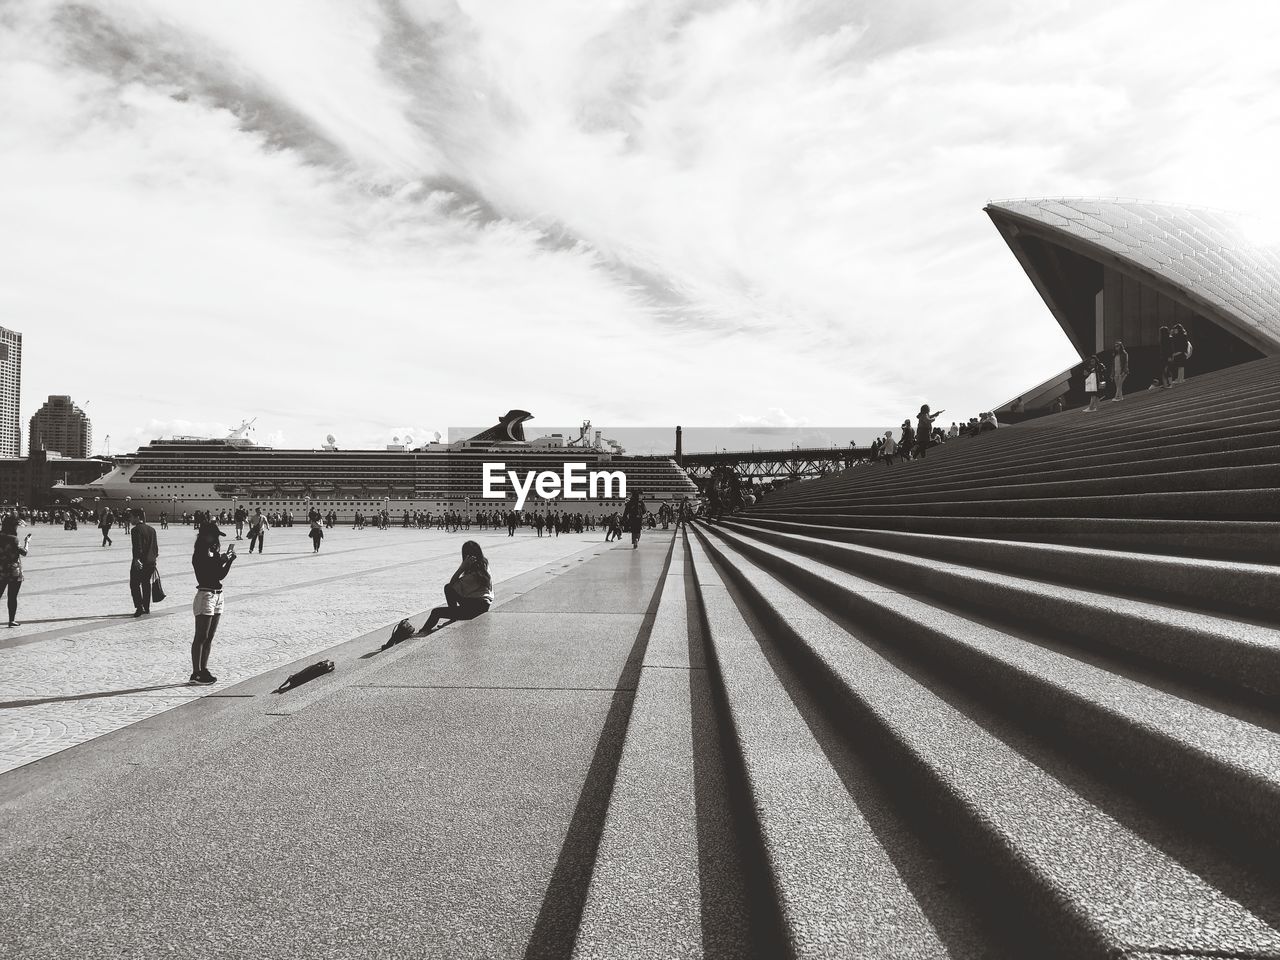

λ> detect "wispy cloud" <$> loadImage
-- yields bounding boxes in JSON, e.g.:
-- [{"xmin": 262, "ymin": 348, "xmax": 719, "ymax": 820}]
[{"xmin": 5, "ymin": 0, "xmax": 1280, "ymax": 453}]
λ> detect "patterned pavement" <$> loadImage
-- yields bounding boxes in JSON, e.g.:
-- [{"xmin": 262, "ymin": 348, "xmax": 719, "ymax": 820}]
[{"xmin": 0, "ymin": 523, "xmax": 606, "ymax": 774}]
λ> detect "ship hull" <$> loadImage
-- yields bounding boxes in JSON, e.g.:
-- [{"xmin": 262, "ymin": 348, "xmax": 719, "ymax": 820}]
[{"xmin": 52, "ymin": 443, "xmax": 697, "ymax": 521}]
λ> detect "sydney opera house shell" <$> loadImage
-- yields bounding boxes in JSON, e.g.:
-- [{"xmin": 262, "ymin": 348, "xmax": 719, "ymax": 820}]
[{"xmin": 985, "ymin": 198, "xmax": 1280, "ymax": 409}]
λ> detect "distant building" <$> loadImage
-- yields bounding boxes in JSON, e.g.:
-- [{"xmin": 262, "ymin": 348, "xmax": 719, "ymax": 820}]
[
  {"xmin": 0, "ymin": 326, "xmax": 21, "ymax": 457},
  {"xmin": 0, "ymin": 450, "xmax": 112, "ymax": 508},
  {"xmin": 29, "ymin": 394, "xmax": 92, "ymax": 458}
]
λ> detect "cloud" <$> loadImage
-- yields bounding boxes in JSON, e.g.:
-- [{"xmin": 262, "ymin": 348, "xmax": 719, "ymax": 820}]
[{"xmin": 5, "ymin": 0, "xmax": 1280, "ymax": 456}]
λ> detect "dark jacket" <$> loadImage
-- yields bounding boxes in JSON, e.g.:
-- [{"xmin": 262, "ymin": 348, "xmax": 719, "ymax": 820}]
[
  {"xmin": 131, "ymin": 523, "xmax": 159, "ymax": 565},
  {"xmin": 192, "ymin": 549, "xmax": 235, "ymax": 590}
]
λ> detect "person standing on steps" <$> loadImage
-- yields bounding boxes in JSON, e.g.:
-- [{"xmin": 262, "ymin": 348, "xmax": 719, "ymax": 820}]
[
  {"xmin": 1110, "ymin": 340, "xmax": 1130, "ymax": 401},
  {"xmin": 99, "ymin": 508, "xmax": 114, "ymax": 547},
  {"xmin": 1168, "ymin": 323, "xmax": 1192, "ymax": 385},
  {"xmin": 130, "ymin": 509, "xmax": 159, "ymax": 617},
  {"xmin": 416, "ymin": 540, "xmax": 493, "ymax": 635},
  {"xmin": 915, "ymin": 404, "xmax": 943, "ymax": 459},
  {"xmin": 0, "ymin": 515, "xmax": 30, "ymax": 627},
  {"xmin": 1082, "ymin": 356, "xmax": 1101, "ymax": 412},
  {"xmin": 190, "ymin": 520, "xmax": 236, "ymax": 686},
  {"xmin": 622, "ymin": 489, "xmax": 647, "ymax": 549},
  {"xmin": 247, "ymin": 507, "xmax": 268, "ymax": 554},
  {"xmin": 1158, "ymin": 325, "xmax": 1173, "ymax": 388}
]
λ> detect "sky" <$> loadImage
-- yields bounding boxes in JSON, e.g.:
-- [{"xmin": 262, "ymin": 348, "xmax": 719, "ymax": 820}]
[{"xmin": 4, "ymin": 0, "xmax": 1280, "ymax": 455}]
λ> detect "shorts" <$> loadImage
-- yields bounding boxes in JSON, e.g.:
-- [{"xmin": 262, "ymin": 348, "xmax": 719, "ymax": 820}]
[{"xmin": 193, "ymin": 588, "xmax": 226, "ymax": 617}]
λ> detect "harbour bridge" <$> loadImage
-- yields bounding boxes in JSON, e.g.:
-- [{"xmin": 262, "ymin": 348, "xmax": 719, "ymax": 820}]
[{"xmin": 679, "ymin": 444, "xmax": 873, "ymax": 481}]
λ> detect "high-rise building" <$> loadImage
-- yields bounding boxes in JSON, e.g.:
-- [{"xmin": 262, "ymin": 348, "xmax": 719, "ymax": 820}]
[
  {"xmin": 0, "ymin": 326, "xmax": 20, "ymax": 457},
  {"xmin": 29, "ymin": 394, "xmax": 93, "ymax": 458}
]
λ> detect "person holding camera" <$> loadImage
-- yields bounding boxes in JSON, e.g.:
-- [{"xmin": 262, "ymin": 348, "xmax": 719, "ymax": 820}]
[
  {"xmin": 416, "ymin": 540, "xmax": 493, "ymax": 635},
  {"xmin": 0, "ymin": 515, "xmax": 31, "ymax": 627},
  {"xmin": 190, "ymin": 520, "xmax": 236, "ymax": 685}
]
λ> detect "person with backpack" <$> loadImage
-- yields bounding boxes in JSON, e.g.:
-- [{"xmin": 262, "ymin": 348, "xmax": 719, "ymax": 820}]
[
  {"xmin": 247, "ymin": 507, "xmax": 269, "ymax": 554},
  {"xmin": 309, "ymin": 519, "xmax": 324, "ymax": 553},
  {"xmin": 416, "ymin": 540, "xmax": 493, "ymax": 635}
]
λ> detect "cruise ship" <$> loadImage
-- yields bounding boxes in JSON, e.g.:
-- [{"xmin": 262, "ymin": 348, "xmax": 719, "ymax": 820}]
[{"xmin": 52, "ymin": 412, "xmax": 698, "ymax": 519}]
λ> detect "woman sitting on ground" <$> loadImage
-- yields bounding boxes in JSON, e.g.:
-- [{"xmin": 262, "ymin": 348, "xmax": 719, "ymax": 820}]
[{"xmin": 417, "ymin": 540, "xmax": 493, "ymax": 635}]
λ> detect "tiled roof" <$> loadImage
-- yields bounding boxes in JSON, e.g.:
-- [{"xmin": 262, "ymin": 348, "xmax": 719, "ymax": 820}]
[{"xmin": 987, "ymin": 198, "xmax": 1280, "ymax": 349}]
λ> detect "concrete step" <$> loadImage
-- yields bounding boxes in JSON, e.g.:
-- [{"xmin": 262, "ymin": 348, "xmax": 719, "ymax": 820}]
[
  {"xmin": 769, "ymin": 409, "xmax": 1280, "ymax": 509},
  {"xmin": 700, "ymin": 522, "xmax": 1280, "ymax": 857},
  {"xmin": 706, "ymin": 521, "xmax": 1280, "ymax": 694},
  {"xmin": 687, "ymin": 525, "xmax": 1280, "ymax": 959},
  {"xmin": 766, "ymin": 487, "xmax": 1280, "ymax": 521},
  {"xmin": 765, "ymin": 435, "xmax": 1280, "ymax": 507},
  {"xmin": 575, "ymin": 538, "xmax": 758, "ymax": 959},
  {"xmin": 769, "ymin": 463, "xmax": 1280, "ymax": 511},
  {"xmin": 729, "ymin": 517, "xmax": 1280, "ymax": 620},
  {"xmin": 738, "ymin": 513, "xmax": 1280, "ymax": 563},
  {"xmin": 682, "ymin": 533, "xmax": 983, "ymax": 958}
]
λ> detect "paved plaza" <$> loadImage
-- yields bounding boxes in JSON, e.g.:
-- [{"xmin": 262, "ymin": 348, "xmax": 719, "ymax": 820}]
[
  {"xmin": 0, "ymin": 524, "xmax": 686, "ymax": 959},
  {"xmin": 0, "ymin": 524, "xmax": 621, "ymax": 775}
]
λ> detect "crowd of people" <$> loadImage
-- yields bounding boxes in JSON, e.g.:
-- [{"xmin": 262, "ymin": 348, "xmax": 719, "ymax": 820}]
[
  {"xmin": 0, "ymin": 490, "xmax": 700, "ymax": 684},
  {"xmin": 864, "ymin": 402, "xmax": 1001, "ymax": 466}
]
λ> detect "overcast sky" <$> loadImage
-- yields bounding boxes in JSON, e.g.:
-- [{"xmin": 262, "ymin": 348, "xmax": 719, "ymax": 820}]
[{"xmin": 4, "ymin": 0, "xmax": 1280, "ymax": 454}]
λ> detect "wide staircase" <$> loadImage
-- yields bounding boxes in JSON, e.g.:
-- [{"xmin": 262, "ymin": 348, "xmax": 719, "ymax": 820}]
[{"xmin": 576, "ymin": 356, "xmax": 1280, "ymax": 959}]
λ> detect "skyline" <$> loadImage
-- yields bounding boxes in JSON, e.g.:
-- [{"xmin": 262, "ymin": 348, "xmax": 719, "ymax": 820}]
[{"xmin": 6, "ymin": 1, "xmax": 1280, "ymax": 454}]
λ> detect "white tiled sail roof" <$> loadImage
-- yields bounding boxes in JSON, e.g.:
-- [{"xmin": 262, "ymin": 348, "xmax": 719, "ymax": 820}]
[{"xmin": 987, "ymin": 198, "xmax": 1280, "ymax": 349}]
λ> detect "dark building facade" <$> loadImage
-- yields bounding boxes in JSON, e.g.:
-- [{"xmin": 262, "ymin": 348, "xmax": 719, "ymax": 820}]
[
  {"xmin": 29, "ymin": 394, "xmax": 93, "ymax": 458},
  {"xmin": 986, "ymin": 199, "xmax": 1280, "ymax": 408},
  {"xmin": 0, "ymin": 451, "xmax": 113, "ymax": 508}
]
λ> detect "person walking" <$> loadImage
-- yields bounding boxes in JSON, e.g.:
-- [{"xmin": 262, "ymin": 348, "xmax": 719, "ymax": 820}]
[
  {"xmin": 247, "ymin": 507, "xmax": 268, "ymax": 554},
  {"xmin": 309, "ymin": 519, "xmax": 325, "ymax": 553},
  {"xmin": 190, "ymin": 520, "xmax": 236, "ymax": 685},
  {"xmin": 416, "ymin": 540, "xmax": 493, "ymax": 635},
  {"xmin": 880, "ymin": 431, "xmax": 897, "ymax": 466},
  {"xmin": 129, "ymin": 509, "xmax": 159, "ymax": 617},
  {"xmin": 99, "ymin": 508, "xmax": 114, "ymax": 547},
  {"xmin": 1111, "ymin": 340, "xmax": 1130, "ymax": 401},
  {"xmin": 622, "ymin": 490, "xmax": 646, "ymax": 549},
  {"xmin": 0, "ymin": 515, "xmax": 30, "ymax": 627}
]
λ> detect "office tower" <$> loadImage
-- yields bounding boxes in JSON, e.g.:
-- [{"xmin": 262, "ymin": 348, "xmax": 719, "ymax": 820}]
[
  {"xmin": 0, "ymin": 326, "xmax": 21, "ymax": 457},
  {"xmin": 30, "ymin": 394, "xmax": 93, "ymax": 458}
]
